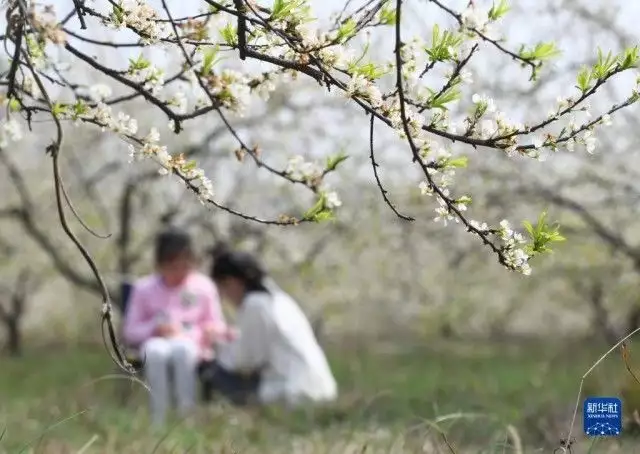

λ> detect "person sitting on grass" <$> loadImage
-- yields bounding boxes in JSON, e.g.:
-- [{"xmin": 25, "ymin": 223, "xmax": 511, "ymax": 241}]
[
  {"xmin": 201, "ymin": 249, "xmax": 338, "ymax": 407},
  {"xmin": 123, "ymin": 227, "xmax": 229, "ymax": 427}
]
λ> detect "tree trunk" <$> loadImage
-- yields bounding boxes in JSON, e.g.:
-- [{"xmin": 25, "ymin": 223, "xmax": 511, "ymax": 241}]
[
  {"xmin": 6, "ymin": 316, "xmax": 21, "ymax": 357},
  {"xmin": 626, "ymin": 306, "xmax": 640, "ymax": 336}
]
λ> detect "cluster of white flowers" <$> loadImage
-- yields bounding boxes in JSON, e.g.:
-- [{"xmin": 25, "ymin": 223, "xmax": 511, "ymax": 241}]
[
  {"xmin": 318, "ymin": 44, "xmax": 352, "ymax": 68},
  {"xmin": 77, "ymin": 102, "xmax": 139, "ymax": 136},
  {"xmin": 471, "ymin": 93, "xmax": 496, "ymax": 116},
  {"xmin": 252, "ymin": 73, "xmax": 278, "ymax": 101},
  {"xmin": 17, "ymin": 0, "xmax": 633, "ymax": 274},
  {"xmin": 547, "ymin": 97, "xmax": 610, "ymax": 155},
  {"xmin": 0, "ymin": 118, "xmax": 23, "ymax": 148},
  {"xmin": 129, "ymin": 65, "xmax": 165, "ymax": 95},
  {"xmin": 259, "ymin": 12, "xmax": 357, "ymax": 73},
  {"xmin": 21, "ymin": 75, "xmax": 42, "ymax": 99},
  {"xmin": 128, "ymin": 127, "xmax": 213, "ymax": 203},
  {"xmin": 433, "ymin": 190, "xmax": 457, "ymax": 226},
  {"xmin": 345, "ymin": 74, "xmax": 383, "ymax": 108},
  {"xmin": 468, "ymin": 219, "xmax": 530, "ymax": 274},
  {"xmin": 30, "ymin": 4, "xmax": 66, "ymax": 45},
  {"xmin": 399, "ymin": 39, "xmax": 423, "ymax": 86},
  {"xmin": 295, "ymin": 23, "xmax": 324, "ymax": 49},
  {"xmin": 167, "ymin": 90, "xmax": 188, "ymax": 114},
  {"xmin": 285, "ymin": 155, "xmax": 342, "ymax": 210},
  {"xmin": 89, "ymin": 84, "xmax": 113, "ymax": 103},
  {"xmin": 206, "ymin": 70, "xmax": 252, "ymax": 116},
  {"xmin": 242, "ymin": 2, "xmax": 549, "ymax": 273},
  {"xmin": 324, "ymin": 190, "xmax": 342, "ymax": 209},
  {"xmin": 460, "ymin": 4, "xmax": 495, "ymax": 38},
  {"xmin": 496, "ymin": 220, "xmax": 531, "ymax": 275},
  {"xmin": 61, "ymin": 101, "xmax": 197, "ymax": 194},
  {"xmin": 105, "ymin": 0, "xmax": 166, "ymax": 43},
  {"xmin": 286, "ymin": 155, "xmax": 323, "ymax": 181},
  {"xmin": 574, "ymin": 129, "xmax": 597, "ymax": 153},
  {"xmin": 130, "ymin": 127, "xmax": 167, "ymax": 162}
]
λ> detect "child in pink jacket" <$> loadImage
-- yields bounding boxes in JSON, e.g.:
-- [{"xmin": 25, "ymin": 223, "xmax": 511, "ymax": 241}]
[{"xmin": 123, "ymin": 227, "xmax": 228, "ymax": 426}]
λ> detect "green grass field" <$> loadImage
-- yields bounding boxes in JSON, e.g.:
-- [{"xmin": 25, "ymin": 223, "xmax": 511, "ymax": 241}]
[{"xmin": 1, "ymin": 338, "xmax": 639, "ymax": 453}]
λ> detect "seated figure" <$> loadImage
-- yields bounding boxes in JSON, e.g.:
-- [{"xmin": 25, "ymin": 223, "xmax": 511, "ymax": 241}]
[
  {"xmin": 123, "ymin": 227, "xmax": 228, "ymax": 426},
  {"xmin": 202, "ymin": 250, "xmax": 338, "ymax": 407}
]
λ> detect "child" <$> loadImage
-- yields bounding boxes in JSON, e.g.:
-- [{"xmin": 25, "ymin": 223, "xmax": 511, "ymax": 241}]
[
  {"xmin": 123, "ymin": 227, "xmax": 227, "ymax": 426},
  {"xmin": 205, "ymin": 250, "xmax": 337, "ymax": 407}
]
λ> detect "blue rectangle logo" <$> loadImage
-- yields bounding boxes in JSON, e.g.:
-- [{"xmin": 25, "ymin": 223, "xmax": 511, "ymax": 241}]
[{"xmin": 583, "ymin": 396, "xmax": 622, "ymax": 436}]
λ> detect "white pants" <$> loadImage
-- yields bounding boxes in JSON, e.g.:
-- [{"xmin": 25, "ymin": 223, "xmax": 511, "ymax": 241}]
[{"xmin": 142, "ymin": 337, "xmax": 199, "ymax": 426}]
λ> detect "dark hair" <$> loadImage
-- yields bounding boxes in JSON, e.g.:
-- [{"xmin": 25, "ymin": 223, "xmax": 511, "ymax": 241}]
[
  {"xmin": 210, "ymin": 251, "xmax": 269, "ymax": 293},
  {"xmin": 154, "ymin": 227, "xmax": 193, "ymax": 265},
  {"xmin": 208, "ymin": 241, "xmax": 232, "ymax": 259}
]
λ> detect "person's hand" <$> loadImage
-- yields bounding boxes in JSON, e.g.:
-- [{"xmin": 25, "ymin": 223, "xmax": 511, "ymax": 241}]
[
  {"xmin": 203, "ymin": 324, "xmax": 237, "ymax": 344},
  {"xmin": 202, "ymin": 324, "xmax": 223, "ymax": 344},
  {"xmin": 224, "ymin": 326, "xmax": 239, "ymax": 342},
  {"xmin": 154, "ymin": 322, "xmax": 181, "ymax": 338}
]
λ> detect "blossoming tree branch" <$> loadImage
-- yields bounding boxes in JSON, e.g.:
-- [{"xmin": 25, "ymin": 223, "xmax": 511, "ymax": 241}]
[{"xmin": 1, "ymin": 0, "xmax": 639, "ymax": 301}]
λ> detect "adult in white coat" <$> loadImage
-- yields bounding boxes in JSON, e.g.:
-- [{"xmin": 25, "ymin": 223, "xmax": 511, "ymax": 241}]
[{"xmin": 201, "ymin": 250, "xmax": 337, "ymax": 407}]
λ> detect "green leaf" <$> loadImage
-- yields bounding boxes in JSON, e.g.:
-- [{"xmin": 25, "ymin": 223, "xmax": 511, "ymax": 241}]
[
  {"xmin": 270, "ymin": 0, "xmax": 309, "ymax": 22},
  {"xmin": 522, "ymin": 211, "xmax": 566, "ymax": 256},
  {"xmin": 302, "ymin": 194, "xmax": 325, "ymax": 220},
  {"xmin": 488, "ymin": 0, "xmax": 510, "ymax": 20},
  {"xmin": 425, "ymin": 25, "xmax": 462, "ymax": 63},
  {"xmin": 335, "ymin": 18, "xmax": 357, "ymax": 43},
  {"xmin": 378, "ymin": 2, "xmax": 396, "ymax": 25},
  {"xmin": 183, "ymin": 160, "xmax": 198, "ymax": 171},
  {"xmin": 110, "ymin": 2, "xmax": 125, "ymax": 25},
  {"xmin": 311, "ymin": 210, "xmax": 335, "ymax": 222},
  {"xmin": 128, "ymin": 54, "xmax": 150, "ymax": 72},
  {"xmin": 25, "ymin": 35, "xmax": 44, "ymax": 59},
  {"xmin": 427, "ymin": 86, "xmax": 461, "ymax": 110},
  {"xmin": 302, "ymin": 193, "xmax": 336, "ymax": 223},
  {"xmin": 201, "ymin": 45, "xmax": 220, "ymax": 75},
  {"xmin": 7, "ymin": 97, "xmax": 20, "ymax": 112},
  {"xmin": 455, "ymin": 195, "xmax": 472, "ymax": 206},
  {"xmin": 576, "ymin": 65, "xmax": 592, "ymax": 93},
  {"xmin": 347, "ymin": 60, "xmax": 388, "ymax": 80},
  {"xmin": 325, "ymin": 152, "xmax": 349, "ymax": 171},
  {"xmin": 71, "ymin": 99, "xmax": 88, "ymax": 118},
  {"xmin": 446, "ymin": 156, "xmax": 468, "ymax": 168},
  {"xmin": 522, "ymin": 220, "xmax": 534, "ymax": 237},
  {"xmin": 619, "ymin": 46, "xmax": 639, "ymax": 70},
  {"xmin": 592, "ymin": 47, "xmax": 618, "ymax": 80},
  {"xmin": 220, "ymin": 24, "xmax": 237, "ymax": 46},
  {"xmin": 518, "ymin": 41, "xmax": 561, "ymax": 62},
  {"xmin": 51, "ymin": 102, "xmax": 67, "ymax": 118},
  {"xmin": 272, "ymin": 0, "xmax": 286, "ymax": 19}
]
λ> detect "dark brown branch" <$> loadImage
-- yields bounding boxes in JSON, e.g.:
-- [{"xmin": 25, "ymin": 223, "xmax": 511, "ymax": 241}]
[
  {"xmin": 64, "ymin": 42, "xmax": 184, "ymax": 132},
  {"xmin": 427, "ymin": 0, "xmax": 538, "ymax": 77},
  {"xmin": 394, "ymin": 0, "xmax": 506, "ymax": 266},
  {"xmin": 233, "ymin": 0, "xmax": 247, "ymax": 60},
  {"xmin": 368, "ymin": 114, "xmax": 414, "ymax": 221}
]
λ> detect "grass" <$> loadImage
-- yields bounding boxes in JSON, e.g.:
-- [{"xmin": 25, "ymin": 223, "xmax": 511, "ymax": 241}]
[{"xmin": 1, "ymin": 337, "xmax": 640, "ymax": 453}]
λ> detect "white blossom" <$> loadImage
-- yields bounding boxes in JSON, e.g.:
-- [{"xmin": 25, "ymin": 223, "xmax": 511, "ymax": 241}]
[
  {"xmin": 471, "ymin": 93, "xmax": 496, "ymax": 114},
  {"xmin": 461, "ymin": 5, "xmax": 489, "ymax": 31},
  {"xmin": 0, "ymin": 118, "xmax": 23, "ymax": 147},
  {"xmin": 459, "ymin": 69, "xmax": 473, "ymax": 84},
  {"xmin": 106, "ymin": 0, "xmax": 165, "ymax": 43},
  {"xmin": 89, "ymin": 84, "xmax": 112, "ymax": 102},
  {"xmin": 325, "ymin": 191, "xmax": 342, "ymax": 209}
]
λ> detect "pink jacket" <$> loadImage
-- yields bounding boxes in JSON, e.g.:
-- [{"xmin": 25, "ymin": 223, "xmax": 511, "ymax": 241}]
[{"xmin": 123, "ymin": 271, "xmax": 227, "ymax": 357}]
